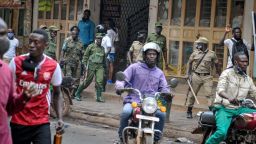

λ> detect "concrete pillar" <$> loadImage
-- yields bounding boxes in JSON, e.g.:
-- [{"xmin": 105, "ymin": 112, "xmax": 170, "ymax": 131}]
[
  {"xmin": 243, "ymin": 0, "xmax": 254, "ymax": 45},
  {"xmin": 243, "ymin": 0, "xmax": 254, "ymax": 76},
  {"xmin": 148, "ymin": 0, "xmax": 158, "ymax": 33},
  {"xmin": 32, "ymin": 0, "xmax": 39, "ymax": 30},
  {"xmin": 89, "ymin": 0, "xmax": 100, "ymax": 25}
]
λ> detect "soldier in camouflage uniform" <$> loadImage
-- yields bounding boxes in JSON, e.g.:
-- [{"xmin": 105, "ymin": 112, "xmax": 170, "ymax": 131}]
[
  {"xmin": 185, "ymin": 37, "xmax": 221, "ymax": 118},
  {"xmin": 44, "ymin": 25, "xmax": 59, "ymax": 60},
  {"xmin": 74, "ymin": 33, "xmax": 106, "ymax": 102},
  {"xmin": 62, "ymin": 30, "xmax": 83, "ymax": 78},
  {"xmin": 146, "ymin": 22, "xmax": 168, "ymax": 70}
]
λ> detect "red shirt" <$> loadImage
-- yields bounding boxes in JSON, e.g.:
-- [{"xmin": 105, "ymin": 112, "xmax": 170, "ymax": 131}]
[
  {"xmin": 9, "ymin": 54, "xmax": 62, "ymax": 126},
  {"xmin": 0, "ymin": 60, "xmax": 27, "ymax": 144}
]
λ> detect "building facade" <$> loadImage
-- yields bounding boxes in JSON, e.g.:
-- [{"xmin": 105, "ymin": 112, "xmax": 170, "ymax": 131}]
[
  {"xmin": 149, "ymin": 0, "xmax": 256, "ymax": 77},
  {"xmin": 1, "ymin": 0, "xmax": 256, "ymax": 78}
]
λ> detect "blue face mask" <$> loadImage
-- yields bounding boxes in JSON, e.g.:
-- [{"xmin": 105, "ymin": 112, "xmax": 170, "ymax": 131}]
[{"xmin": 7, "ymin": 32, "xmax": 14, "ymax": 39}]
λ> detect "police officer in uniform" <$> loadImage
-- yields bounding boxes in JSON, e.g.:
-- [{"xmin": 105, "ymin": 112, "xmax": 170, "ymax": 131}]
[
  {"xmin": 146, "ymin": 22, "xmax": 168, "ymax": 70},
  {"xmin": 44, "ymin": 25, "xmax": 59, "ymax": 60},
  {"xmin": 186, "ymin": 37, "xmax": 221, "ymax": 118},
  {"xmin": 74, "ymin": 33, "xmax": 106, "ymax": 102},
  {"xmin": 62, "ymin": 30, "xmax": 83, "ymax": 78}
]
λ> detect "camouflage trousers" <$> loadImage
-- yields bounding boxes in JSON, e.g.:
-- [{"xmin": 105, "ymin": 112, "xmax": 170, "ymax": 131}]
[{"xmin": 65, "ymin": 62, "xmax": 79, "ymax": 78}]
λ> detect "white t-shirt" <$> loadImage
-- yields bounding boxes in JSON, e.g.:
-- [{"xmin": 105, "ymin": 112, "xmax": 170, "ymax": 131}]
[
  {"xmin": 101, "ymin": 35, "xmax": 112, "ymax": 54},
  {"xmin": 107, "ymin": 29, "xmax": 117, "ymax": 53},
  {"xmin": 224, "ymin": 38, "xmax": 250, "ymax": 68},
  {"xmin": 4, "ymin": 38, "xmax": 19, "ymax": 59}
]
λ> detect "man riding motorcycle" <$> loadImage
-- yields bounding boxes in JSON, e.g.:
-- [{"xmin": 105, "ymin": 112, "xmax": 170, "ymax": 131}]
[
  {"xmin": 115, "ymin": 42, "xmax": 171, "ymax": 143},
  {"xmin": 205, "ymin": 51, "xmax": 256, "ymax": 144}
]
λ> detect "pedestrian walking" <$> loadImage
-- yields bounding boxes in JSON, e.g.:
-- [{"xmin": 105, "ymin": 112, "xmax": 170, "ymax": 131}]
[
  {"xmin": 44, "ymin": 25, "xmax": 59, "ymax": 60},
  {"xmin": 185, "ymin": 37, "xmax": 221, "ymax": 118},
  {"xmin": 61, "ymin": 29, "xmax": 83, "ymax": 78},
  {"xmin": 78, "ymin": 9, "xmax": 95, "ymax": 76},
  {"xmin": 3, "ymin": 28, "xmax": 19, "ymax": 63},
  {"xmin": 127, "ymin": 30, "xmax": 147, "ymax": 64},
  {"xmin": 9, "ymin": 29, "xmax": 64, "ymax": 144},
  {"xmin": 0, "ymin": 19, "xmax": 38, "ymax": 144},
  {"xmin": 74, "ymin": 33, "xmax": 106, "ymax": 102},
  {"xmin": 105, "ymin": 18, "xmax": 118, "ymax": 84}
]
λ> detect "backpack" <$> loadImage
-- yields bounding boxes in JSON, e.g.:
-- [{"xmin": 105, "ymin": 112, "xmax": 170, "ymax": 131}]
[{"xmin": 230, "ymin": 39, "xmax": 249, "ymax": 65}]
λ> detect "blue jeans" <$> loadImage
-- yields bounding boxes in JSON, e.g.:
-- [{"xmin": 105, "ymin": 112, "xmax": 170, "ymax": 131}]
[{"xmin": 118, "ymin": 103, "xmax": 165, "ymax": 141}]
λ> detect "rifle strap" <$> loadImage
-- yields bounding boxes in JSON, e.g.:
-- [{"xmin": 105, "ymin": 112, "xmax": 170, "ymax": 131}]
[{"xmin": 194, "ymin": 50, "xmax": 208, "ymax": 71}]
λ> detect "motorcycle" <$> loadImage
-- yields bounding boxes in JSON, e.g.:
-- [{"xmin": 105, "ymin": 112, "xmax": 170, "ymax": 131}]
[
  {"xmin": 192, "ymin": 99, "xmax": 256, "ymax": 144},
  {"xmin": 50, "ymin": 76, "xmax": 79, "ymax": 117},
  {"xmin": 116, "ymin": 72, "xmax": 178, "ymax": 144}
]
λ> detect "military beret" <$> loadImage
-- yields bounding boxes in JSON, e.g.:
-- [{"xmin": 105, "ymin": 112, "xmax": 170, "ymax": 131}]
[
  {"xmin": 48, "ymin": 25, "xmax": 60, "ymax": 31},
  {"xmin": 95, "ymin": 33, "xmax": 104, "ymax": 38},
  {"xmin": 155, "ymin": 22, "xmax": 162, "ymax": 27},
  {"xmin": 195, "ymin": 37, "xmax": 209, "ymax": 44}
]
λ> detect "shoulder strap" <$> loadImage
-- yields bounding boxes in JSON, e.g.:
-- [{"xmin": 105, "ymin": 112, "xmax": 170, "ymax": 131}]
[{"xmin": 194, "ymin": 50, "xmax": 208, "ymax": 71}]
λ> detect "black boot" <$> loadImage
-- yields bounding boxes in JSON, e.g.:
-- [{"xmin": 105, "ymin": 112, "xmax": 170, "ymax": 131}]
[{"xmin": 187, "ymin": 107, "xmax": 193, "ymax": 119}]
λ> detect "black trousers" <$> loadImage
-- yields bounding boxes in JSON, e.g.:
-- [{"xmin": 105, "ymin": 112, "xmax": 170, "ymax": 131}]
[{"xmin": 11, "ymin": 123, "xmax": 51, "ymax": 144}]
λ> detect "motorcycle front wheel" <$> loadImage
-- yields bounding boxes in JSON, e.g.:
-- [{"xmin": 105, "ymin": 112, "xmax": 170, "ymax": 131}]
[{"xmin": 50, "ymin": 87, "xmax": 71, "ymax": 118}]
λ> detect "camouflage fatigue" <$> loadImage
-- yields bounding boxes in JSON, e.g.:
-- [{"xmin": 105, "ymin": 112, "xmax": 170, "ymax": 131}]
[
  {"xmin": 146, "ymin": 33, "xmax": 166, "ymax": 69},
  {"xmin": 187, "ymin": 50, "xmax": 218, "ymax": 107},
  {"xmin": 129, "ymin": 41, "xmax": 144, "ymax": 63},
  {"xmin": 63, "ymin": 37, "xmax": 83, "ymax": 78},
  {"xmin": 79, "ymin": 43, "xmax": 106, "ymax": 96},
  {"xmin": 45, "ymin": 38, "xmax": 56, "ymax": 59}
]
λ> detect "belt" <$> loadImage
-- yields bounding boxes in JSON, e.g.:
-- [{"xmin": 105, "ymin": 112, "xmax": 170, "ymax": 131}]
[{"xmin": 194, "ymin": 72, "xmax": 210, "ymax": 76}]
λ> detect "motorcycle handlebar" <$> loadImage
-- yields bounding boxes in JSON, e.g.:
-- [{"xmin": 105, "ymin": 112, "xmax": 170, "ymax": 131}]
[{"xmin": 118, "ymin": 88, "xmax": 143, "ymax": 101}]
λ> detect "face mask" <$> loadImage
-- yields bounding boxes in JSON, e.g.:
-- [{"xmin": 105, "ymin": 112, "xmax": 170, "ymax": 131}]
[{"xmin": 7, "ymin": 32, "xmax": 14, "ymax": 39}]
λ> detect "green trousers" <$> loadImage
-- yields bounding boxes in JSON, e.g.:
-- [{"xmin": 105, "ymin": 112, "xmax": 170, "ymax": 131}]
[
  {"xmin": 206, "ymin": 106, "xmax": 256, "ymax": 144},
  {"xmin": 80, "ymin": 64, "xmax": 104, "ymax": 91}
]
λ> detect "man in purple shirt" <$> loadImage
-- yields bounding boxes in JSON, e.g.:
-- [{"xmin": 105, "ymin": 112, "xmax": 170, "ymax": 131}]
[
  {"xmin": 0, "ymin": 18, "xmax": 36, "ymax": 144},
  {"xmin": 115, "ymin": 42, "xmax": 171, "ymax": 143}
]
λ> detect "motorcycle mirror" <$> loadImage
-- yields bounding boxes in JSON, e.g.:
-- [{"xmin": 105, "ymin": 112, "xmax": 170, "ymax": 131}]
[
  {"xmin": 116, "ymin": 71, "xmax": 126, "ymax": 81},
  {"xmin": 169, "ymin": 78, "xmax": 179, "ymax": 88}
]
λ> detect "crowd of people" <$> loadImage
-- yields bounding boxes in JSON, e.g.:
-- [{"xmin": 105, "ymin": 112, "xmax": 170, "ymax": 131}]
[{"xmin": 1, "ymin": 7, "xmax": 256, "ymax": 144}]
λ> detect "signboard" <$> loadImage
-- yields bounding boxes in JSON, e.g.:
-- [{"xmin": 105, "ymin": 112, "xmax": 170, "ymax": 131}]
[
  {"xmin": 252, "ymin": 11, "xmax": 256, "ymax": 78},
  {"xmin": 0, "ymin": 0, "xmax": 24, "ymax": 8}
]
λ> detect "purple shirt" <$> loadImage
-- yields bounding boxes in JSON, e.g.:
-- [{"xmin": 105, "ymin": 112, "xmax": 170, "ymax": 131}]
[
  {"xmin": 115, "ymin": 62, "xmax": 170, "ymax": 103},
  {"xmin": 0, "ymin": 60, "xmax": 26, "ymax": 144}
]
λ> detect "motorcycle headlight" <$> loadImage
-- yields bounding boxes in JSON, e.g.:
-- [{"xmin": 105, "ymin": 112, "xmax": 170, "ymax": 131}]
[{"xmin": 142, "ymin": 97, "xmax": 158, "ymax": 114}]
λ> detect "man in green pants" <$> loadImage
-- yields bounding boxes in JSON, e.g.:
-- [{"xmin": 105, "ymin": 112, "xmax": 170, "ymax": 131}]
[
  {"xmin": 74, "ymin": 33, "xmax": 106, "ymax": 102},
  {"xmin": 206, "ymin": 52, "xmax": 256, "ymax": 144}
]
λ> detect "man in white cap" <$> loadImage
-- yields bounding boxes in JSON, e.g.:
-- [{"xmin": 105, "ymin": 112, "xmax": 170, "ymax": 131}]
[{"xmin": 185, "ymin": 37, "xmax": 221, "ymax": 118}]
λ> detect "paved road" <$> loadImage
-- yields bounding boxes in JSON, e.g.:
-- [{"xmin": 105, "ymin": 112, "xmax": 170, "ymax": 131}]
[{"xmin": 50, "ymin": 118, "xmax": 192, "ymax": 144}]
